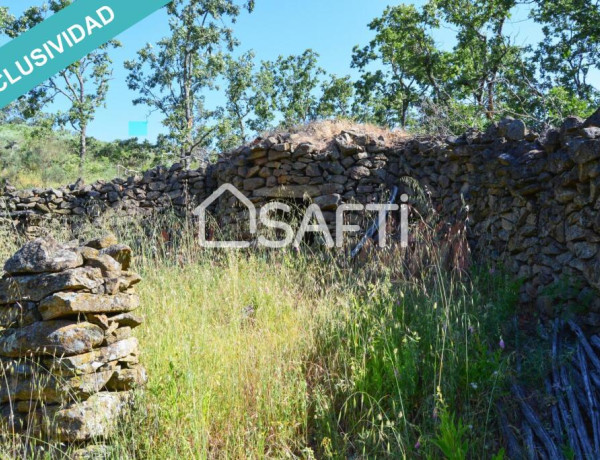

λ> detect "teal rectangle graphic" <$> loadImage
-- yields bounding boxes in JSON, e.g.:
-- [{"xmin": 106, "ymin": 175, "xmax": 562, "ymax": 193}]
[
  {"xmin": 129, "ymin": 121, "xmax": 148, "ymax": 137},
  {"xmin": 0, "ymin": 0, "xmax": 170, "ymax": 109}
]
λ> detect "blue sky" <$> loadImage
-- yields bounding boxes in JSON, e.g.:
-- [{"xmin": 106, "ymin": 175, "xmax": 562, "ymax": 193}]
[{"xmin": 1, "ymin": 1, "xmax": 596, "ymax": 142}]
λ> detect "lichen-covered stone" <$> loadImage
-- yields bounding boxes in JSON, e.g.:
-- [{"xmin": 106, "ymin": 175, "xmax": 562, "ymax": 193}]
[
  {"xmin": 106, "ymin": 365, "xmax": 147, "ymax": 391},
  {"xmin": 39, "ymin": 292, "xmax": 139, "ymax": 321},
  {"xmin": 45, "ymin": 391, "xmax": 130, "ymax": 442},
  {"xmin": 0, "ymin": 267, "xmax": 104, "ymax": 305},
  {"xmin": 3, "ymin": 237, "xmax": 83, "ymax": 275},
  {"xmin": 83, "ymin": 254, "xmax": 122, "ymax": 279},
  {"xmin": 0, "ymin": 321, "xmax": 104, "ymax": 357},
  {"xmin": 99, "ymin": 244, "xmax": 133, "ymax": 270},
  {"xmin": 0, "ymin": 369, "xmax": 114, "ymax": 403},
  {"xmin": 85, "ymin": 312, "xmax": 143, "ymax": 330},
  {"xmin": 84, "ymin": 234, "xmax": 118, "ymax": 250},
  {"xmin": 44, "ymin": 338, "xmax": 139, "ymax": 376},
  {"xmin": 103, "ymin": 327, "xmax": 132, "ymax": 346}
]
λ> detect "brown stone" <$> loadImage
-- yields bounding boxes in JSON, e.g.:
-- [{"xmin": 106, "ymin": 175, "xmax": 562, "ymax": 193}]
[
  {"xmin": 99, "ymin": 245, "xmax": 133, "ymax": 270},
  {"xmin": 39, "ymin": 292, "xmax": 140, "ymax": 321},
  {"xmin": 103, "ymin": 327, "xmax": 132, "ymax": 346},
  {"xmin": 106, "ymin": 365, "xmax": 147, "ymax": 391},
  {"xmin": 86, "ymin": 312, "xmax": 143, "ymax": 330},
  {"xmin": 84, "ymin": 234, "xmax": 118, "ymax": 250},
  {"xmin": 84, "ymin": 253, "xmax": 122, "ymax": 278}
]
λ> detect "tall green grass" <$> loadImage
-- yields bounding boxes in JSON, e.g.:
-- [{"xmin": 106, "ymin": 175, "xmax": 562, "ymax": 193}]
[{"xmin": 0, "ymin": 213, "xmax": 519, "ymax": 458}]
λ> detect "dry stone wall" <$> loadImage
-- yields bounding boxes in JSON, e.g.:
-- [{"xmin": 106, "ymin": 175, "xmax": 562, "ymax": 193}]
[
  {"xmin": 2, "ymin": 109, "xmax": 600, "ymax": 325},
  {"xmin": 0, "ymin": 236, "xmax": 145, "ymax": 457}
]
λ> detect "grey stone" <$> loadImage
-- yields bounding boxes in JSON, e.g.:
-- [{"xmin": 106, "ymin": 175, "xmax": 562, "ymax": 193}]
[
  {"xmin": 0, "ymin": 321, "xmax": 104, "ymax": 357},
  {"xmin": 583, "ymin": 108, "xmax": 600, "ymax": 128},
  {"xmin": 253, "ymin": 185, "xmax": 321, "ymax": 199},
  {"xmin": 314, "ymin": 194, "xmax": 341, "ymax": 211},
  {"xmin": 582, "ymin": 127, "xmax": 600, "ymax": 139},
  {"xmin": 0, "ymin": 302, "xmax": 40, "ymax": 329},
  {"xmin": 499, "ymin": 118, "xmax": 526, "ymax": 141},
  {"xmin": 348, "ymin": 166, "xmax": 370, "ymax": 180},
  {"xmin": 0, "ymin": 267, "xmax": 104, "ymax": 305},
  {"xmin": 45, "ymin": 392, "xmax": 131, "ymax": 442},
  {"xmin": 4, "ymin": 237, "xmax": 83, "ymax": 275},
  {"xmin": 243, "ymin": 177, "xmax": 266, "ymax": 191},
  {"xmin": 571, "ymin": 139, "xmax": 600, "ymax": 164},
  {"xmin": 0, "ymin": 369, "xmax": 114, "ymax": 404}
]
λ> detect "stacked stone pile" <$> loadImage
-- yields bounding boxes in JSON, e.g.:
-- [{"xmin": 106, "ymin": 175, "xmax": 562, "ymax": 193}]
[{"xmin": 0, "ymin": 235, "xmax": 146, "ymax": 449}]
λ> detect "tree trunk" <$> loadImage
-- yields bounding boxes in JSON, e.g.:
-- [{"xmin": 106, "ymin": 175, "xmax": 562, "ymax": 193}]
[
  {"xmin": 400, "ymin": 100, "xmax": 409, "ymax": 129},
  {"xmin": 79, "ymin": 123, "xmax": 87, "ymax": 178},
  {"xmin": 182, "ymin": 50, "xmax": 193, "ymax": 169},
  {"xmin": 486, "ymin": 80, "xmax": 495, "ymax": 120}
]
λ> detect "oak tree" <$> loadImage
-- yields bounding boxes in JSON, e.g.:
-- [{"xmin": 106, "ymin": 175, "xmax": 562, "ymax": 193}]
[
  {"xmin": 125, "ymin": 0, "xmax": 254, "ymax": 164},
  {"xmin": 4, "ymin": 0, "xmax": 120, "ymax": 175}
]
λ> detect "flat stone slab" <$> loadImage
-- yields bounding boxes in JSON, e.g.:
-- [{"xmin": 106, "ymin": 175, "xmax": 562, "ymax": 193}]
[
  {"xmin": 39, "ymin": 292, "xmax": 140, "ymax": 321},
  {"xmin": 253, "ymin": 184, "xmax": 321, "ymax": 199},
  {"xmin": 0, "ymin": 369, "xmax": 115, "ymax": 404},
  {"xmin": 0, "ymin": 321, "xmax": 104, "ymax": 358},
  {"xmin": 0, "ymin": 267, "xmax": 103, "ymax": 305},
  {"xmin": 45, "ymin": 337, "xmax": 139, "ymax": 376},
  {"xmin": 4, "ymin": 237, "xmax": 83, "ymax": 275}
]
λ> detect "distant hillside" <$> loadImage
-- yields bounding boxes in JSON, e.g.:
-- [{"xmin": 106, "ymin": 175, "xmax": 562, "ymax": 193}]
[{"xmin": 0, "ymin": 123, "xmax": 161, "ymax": 189}]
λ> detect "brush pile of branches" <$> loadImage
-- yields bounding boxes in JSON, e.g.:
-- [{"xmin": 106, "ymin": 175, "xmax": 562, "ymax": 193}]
[{"xmin": 501, "ymin": 320, "xmax": 600, "ymax": 459}]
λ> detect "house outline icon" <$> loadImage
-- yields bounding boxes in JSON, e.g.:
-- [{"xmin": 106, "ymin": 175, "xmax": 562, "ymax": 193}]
[{"xmin": 192, "ymin": 183, "xmax": 257, "ymax": 248}]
